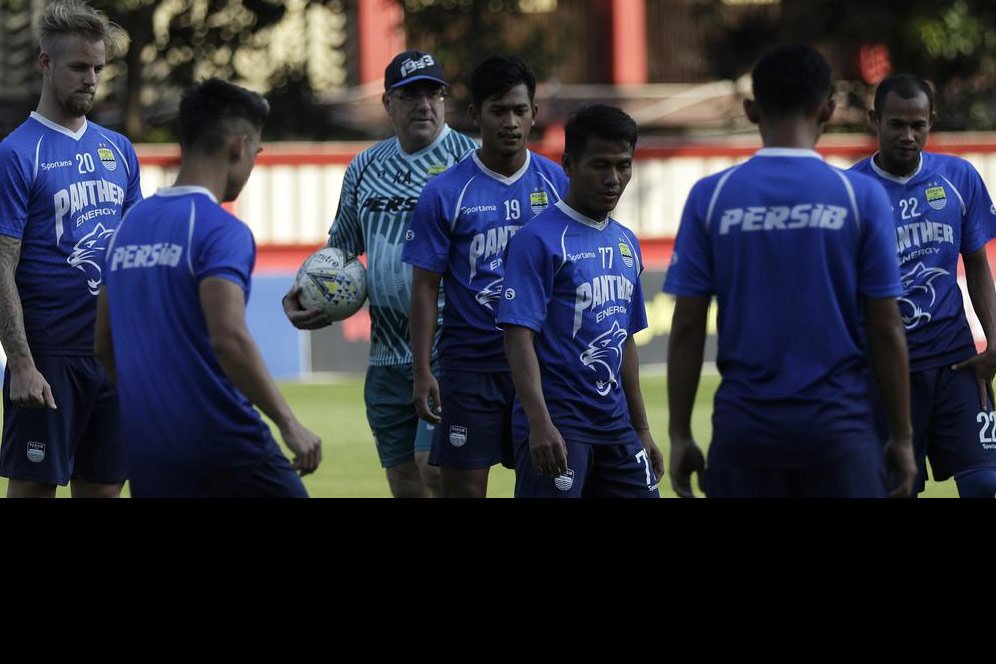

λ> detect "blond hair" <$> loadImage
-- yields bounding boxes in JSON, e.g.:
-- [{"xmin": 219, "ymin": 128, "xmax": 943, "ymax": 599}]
[{"xmin": 38, "ymin": 0, "xmax": 129, "ymax": 59}]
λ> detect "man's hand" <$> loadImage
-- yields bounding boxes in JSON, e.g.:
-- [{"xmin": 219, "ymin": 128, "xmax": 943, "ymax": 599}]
[
  {"xmin": 413, "ymin": 368, "xmax": 442, "ymax": 423},
  {"xmin": 280, "ymin": 418, "xmax": 322, "ymax": 476},
  {"xmin": 669, "ymin": 436, "xmax": 705, "ymax": 498},
  {"xmin": 952, "ymin": 348, "xmax": 996, "ymax": 409},
  {"xmin": 8, "ymin": 364, "xmax": 57, "ymax": 409},
  {"xmin": 529, "ymin": 421, "xmax": 569, "ymax": 477},
  {"xmin": 282, "ymin": 285, "xmax": 332, "ymax": 330}
]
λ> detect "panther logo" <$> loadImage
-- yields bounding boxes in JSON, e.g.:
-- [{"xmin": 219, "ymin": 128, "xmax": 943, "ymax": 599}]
[
  {"xmin": 579, "ymin": 321, "xmax": 628, "ymax": 396},
  {"xmin": 68, "ymin": 222, "xmax": 116, "ymax": 295},
  {"xmin": 475, "ymin": 278, "xmax": 504, "ymax": 311},
  {"xmin": 898, "ymin": 261, "xmax": 949, "ymax": 329}
]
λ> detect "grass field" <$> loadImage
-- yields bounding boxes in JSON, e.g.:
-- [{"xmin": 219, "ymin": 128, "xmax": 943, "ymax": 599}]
[{"xmin": 0, "ymin": 373, "xmax": 959, "ymax": 497}]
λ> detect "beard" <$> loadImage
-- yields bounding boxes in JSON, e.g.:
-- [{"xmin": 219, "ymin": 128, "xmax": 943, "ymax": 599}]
[{"xmin": 63, "ymin": 92, "xmax": 94, "ymax": 117}]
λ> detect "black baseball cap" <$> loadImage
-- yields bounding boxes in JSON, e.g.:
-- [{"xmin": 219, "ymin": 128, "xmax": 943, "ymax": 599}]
[{"xmin": 384, "ymin": 50, "xmax": 448, "ymax": 90}]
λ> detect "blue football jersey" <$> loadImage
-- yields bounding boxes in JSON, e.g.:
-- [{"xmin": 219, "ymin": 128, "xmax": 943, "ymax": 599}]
[
  {"xmin": 402, "ymin": 150, "xmax": 568, "ymax": 371},
  {"xmin": 663, "ymin": 148, "xmax": 901, "ymax": 467},
  {"xmin": 850, "ymin": 152, "xmax": 996, "ymax": 371},
  {"xmin": 497, "ymin": 201, "xmax": 648, "ymax": 445},
  {"xmin": 104, "ymin": 187, "xmax": 274, "ymax": 481},
  {"xmin": 0, "ymin": 113, "xmax": 141, "ymax": 354}
]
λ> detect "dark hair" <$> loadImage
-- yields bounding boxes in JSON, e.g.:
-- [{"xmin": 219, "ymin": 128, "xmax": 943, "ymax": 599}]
[
  {"xmin": 470, "ymin": 56, "xmax": 536, "ymax": 107},
  {"xmin": 564, "ymin": 105, "xmax": 638, "ymax": 161},
  {"xmin": 751, "ymin": 44, "xmax": 832, "ymax": 117},
  {"xmin": 874, "ymin": 74, "xmax": 934, "ymax": 115},
  {"xmin": 178, "ymin": 78, "xmax": 269, "ymax": 153}
]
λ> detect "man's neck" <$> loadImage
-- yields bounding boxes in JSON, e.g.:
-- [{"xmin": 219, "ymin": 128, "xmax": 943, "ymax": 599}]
[
  {"xmin": 35, "ymin": 95, "xmax": 85, "ymax": 133},
  {"xmin": 173, "ymin": 158, "xmax": 228, "ymax": 203},
  {"xmin": 476, "ymin": 147, "xmax": 527, "ymax": 177}
]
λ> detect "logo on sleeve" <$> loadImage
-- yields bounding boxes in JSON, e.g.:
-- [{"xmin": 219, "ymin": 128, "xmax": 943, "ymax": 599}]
[
  {"xmin": 97, "ymin": 146, "xmax": 117, "ymax": 172},
  {"xmin": 618, "ymin": 240, "xmax": 634, "ymax": 268},
  {"xmin": 405, "ymin": 229, "xmax": 415, "ymax": 241},
  {"xmin": 529, "ymin": 191, "xmax": 550, "ymax": 214},
  {"xmin": 428, "ymin": 164, "xmax": 447, "ymax": 177},
  {"xmin": 504, "ymin": 288, "xmax": 515, "ymax": 300},
  {"xmin": 925, "ymin": 185, "xmax": 946, "ymax": 211}
]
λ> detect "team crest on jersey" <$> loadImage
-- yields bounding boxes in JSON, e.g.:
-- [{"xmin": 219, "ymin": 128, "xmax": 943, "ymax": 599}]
[
  {"xmin": 925, "ymin": 185, "xmax": 946, "ymax": 211},
  {"xmin": 68, "ymin": 222, "xmax": 116, "ymax": 295},
  {"xmin": 529, "ymin": 191, "xmax": 550, "ymax": 215},
  {"xmin": 580, "ymin": 320, "xmax": 628, "ymax": 396},
  {"xmin": 618, "ymin": 241, "xmax": 634, "ymax": 268},
  {"xmin": 428, "ymin": 164, "xmax": 447, "ymax": 176},
  {"xmin": 26, "ymin": 441, "xmax": 46, "ymax": 463},
  {"xmin": 449, "ymin": 425, "xmax": 467, "ymax": 448},
  {"xmin": 97, "ymin": 146, "xmax": 117, "ymax": 172},
  {"xmin": 554, "ymin": 469, "xmax": 575, "ymax": 491},
  {"xmin": 898, "ymin": 261, "xmax": 949, "ymax": 329}
]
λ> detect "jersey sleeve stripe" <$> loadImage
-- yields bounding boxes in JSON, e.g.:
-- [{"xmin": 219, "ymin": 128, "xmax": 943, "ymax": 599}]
[
  {"xmin": 538, "ymin": 173, "xmax": 563, "ymax": 201},
  {"xmin": 451, "ymin": 175, "xmax": 477, "ymax": 232},
  {"xmin": 938, "ymin": 174, "xmax": 968, "ymax": 216},
  {"xmin": 186, "ymin": 200, "xmax": 197, "ymax": 276},
  {"xmin": 32, "ymin": 135, "xmax": 43, "ymax": 183},
  {"xmin": 705, "ymin": 166, "xmax": 740, "ymax": 231},
  {"xmin": 832, "ymin": 168, "xmax": 861, "ymax": 232}
]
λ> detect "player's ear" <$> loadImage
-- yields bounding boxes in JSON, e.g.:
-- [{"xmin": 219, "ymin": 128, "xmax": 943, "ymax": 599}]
[
  {"xmin": 468, "ymin": 104, "xmax": 480, "ymax": 128},
  {"xmin": 743, "ymin": 98, "xmax": 760, "ymax": 125},
  {"xmin": 37, "ymin": 50, "xmax": 52, "ymax": 74},
  {"xmin": 818, "ymin": 98, "xmax": 836, "ymax": 124},
  {"xmin": 229, "ymin": 133, "xmax": 247, "ymax": 163},
  {"xmin": 562, "ymin": 151, "xmax": 574, "ymax": 177},
  {"xmin": 928, "ymin": 110, "xmax": 937, "ymax": 130},
  {"xmin": 531, "ymin": 103, "xmax": 538, "ymax": 126},
  {"xmin": 868, "ymin": 108, "xmax": 879, "ymax": 130},
  {"xmin": 382, "ymin": 92, "xmax": 391, "ymax": 113}
]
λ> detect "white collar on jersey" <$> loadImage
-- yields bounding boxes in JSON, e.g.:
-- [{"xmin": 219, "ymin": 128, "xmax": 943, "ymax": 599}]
[
  {"xmin": 868, "ymin": 152, "xmax": 923, "ymax": 184},
  {"xmin": 30, "ymin": 111, "xmax": 88, "ymax": 141},
  {"xmin": 155, "ymin": 185, "xmax": 219, "ymax": 204},
  {"xmin": 555, "ymin": 199, "xmax": 610, "ymax": 230},
  {"xmin": 396, "ymin": 124, "xmax": 455, "ymax": 159},
  {"xmin": 754, "ymin": 147, "xmax": 823, "ymax": 159},
  {"xmin": 472, "ymin": 149, "xmax": 532, "ymax": 185}
]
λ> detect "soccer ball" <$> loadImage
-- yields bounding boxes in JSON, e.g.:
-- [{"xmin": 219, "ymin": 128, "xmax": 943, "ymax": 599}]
[{"xmin": 295, "ymin": 246, "xmax": 368, "ymax": 321}]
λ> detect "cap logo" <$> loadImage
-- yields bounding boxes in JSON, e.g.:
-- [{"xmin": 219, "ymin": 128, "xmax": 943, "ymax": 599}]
[{"xmin": 401, "ymin": 54, "xmax": 436, "ymax": 77}]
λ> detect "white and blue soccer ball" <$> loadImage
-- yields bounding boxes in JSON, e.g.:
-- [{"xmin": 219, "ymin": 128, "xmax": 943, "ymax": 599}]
[{"xmin": 295, "ymin": 246, "xmax": 368, "ymax": 322}]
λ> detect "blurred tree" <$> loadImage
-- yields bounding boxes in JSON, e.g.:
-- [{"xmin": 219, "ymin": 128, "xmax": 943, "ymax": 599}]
[
  {"xmin": 394, "ymin": 0, "xmax": 572, "ymax": 131},
  {"xmin": 698, "ymin": 0, "xmax": 996, "ymax": 130}
]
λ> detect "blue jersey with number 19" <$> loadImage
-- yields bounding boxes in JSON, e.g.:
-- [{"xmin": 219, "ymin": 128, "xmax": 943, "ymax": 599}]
[
  {"xmin": 497, "ymin": 200, "xmax": 648, "ymax": 445},
  {"xmin": 849, "ymin": 152, "xmax": 996, "ymax": 371},
  {"xmin": 0, "ymin": 113, "xmax": 141, "ymax": 354},
  {"xmin": 663, "ymin": 148, "xmax": 901, "ymax": 468},
  {"xmin": 402, "ymin": 150, "xmax": 568, "ymax": 371}
]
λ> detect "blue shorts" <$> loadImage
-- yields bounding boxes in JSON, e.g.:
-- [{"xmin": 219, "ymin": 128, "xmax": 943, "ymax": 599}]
[
  {"xmin": 514, "ymin": 436, "xmax": 660, "ymax": 498},
  {"xmin": 429, "ymin": 369, "xmax": 515, "ymax": 470},
  {"xmin": 129, "ymin": 439, "xmax": 308, "ymax": 498},
  {"xmin": 365, "ymin": 363, "xmax": 435, "ymax": 468},
  {"xmin": 909, "ymin": 365, "xmax": 996, "ymax": 491},
  {"xmin": 704, "ymin": 440, "xmax": 887, "ymax": 498},
  {"xmin": 1, "ymin": 355, "xmax": 127, "ymax": 486}
]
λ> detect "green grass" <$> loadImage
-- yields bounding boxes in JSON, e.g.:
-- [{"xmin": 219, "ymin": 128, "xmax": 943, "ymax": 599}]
[{"xmin": 0, "ymin": 373, "xmax": 959, "ymax": 497}]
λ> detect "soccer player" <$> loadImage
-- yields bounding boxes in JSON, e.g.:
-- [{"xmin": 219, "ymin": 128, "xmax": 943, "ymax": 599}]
[
  {"xmin": 94, "ymin": 78, "xmax": 322, "ymax": 498},
  {"xmin": 282, "ymin": 50, "xmax": 477, "ymax": 498},
  {"xmin": 850, "ymin": 74, "xmax": 996, "ymax": 497},
  {"xmin": 497, "ymin": 105, "xmax": 663, "ymax": 497},
  {"xmin": 403, "ymin": 56, "xmax": 568, "ymax": 497},
  {"xmin": 664, "ymin": 45, "xmax": 916, "ymax": 498},
  {"xmin": 0, "ymin": 0, "xmax": 140, "ymax": 498}
]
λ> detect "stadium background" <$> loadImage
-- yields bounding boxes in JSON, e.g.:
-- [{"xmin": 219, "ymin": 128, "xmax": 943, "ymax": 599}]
[{"xmin": 0, "ymin": 0, "xmax": 992, "ymax": 496}]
